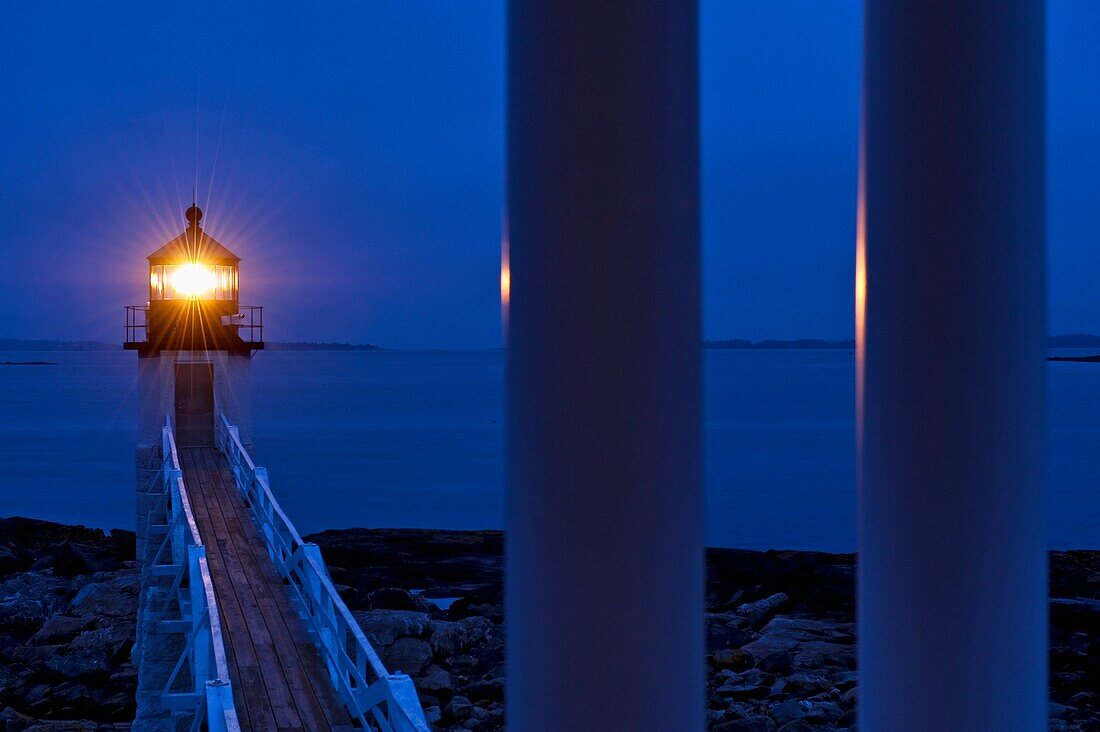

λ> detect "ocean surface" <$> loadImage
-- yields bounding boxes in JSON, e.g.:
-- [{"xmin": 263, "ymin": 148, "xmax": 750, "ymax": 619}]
[{"xmin": 0, "ymin": 348, "xmax": 1097, "ymax": 551}]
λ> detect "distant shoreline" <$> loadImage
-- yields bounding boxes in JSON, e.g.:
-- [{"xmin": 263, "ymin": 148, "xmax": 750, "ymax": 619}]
[
  {"xmin": 0, "ymin": 338, "xmax": 383, "ymax": 352},
  {"xmin": 4, "ymin": 334, "xmax": 1100, "ymax": 352},
  {"xmin": 705, "ymin": 339, "xmax": 855, "ymax": 350}
]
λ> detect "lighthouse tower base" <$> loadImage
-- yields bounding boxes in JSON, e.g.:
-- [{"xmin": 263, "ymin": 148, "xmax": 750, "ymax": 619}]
[
  {"xmin": 131, "ymin": 350, "xmax": 253, "ymax": 730},
  {"xmin": 131, "ymin": 444, "xmax": 179, "ymax": 732}
]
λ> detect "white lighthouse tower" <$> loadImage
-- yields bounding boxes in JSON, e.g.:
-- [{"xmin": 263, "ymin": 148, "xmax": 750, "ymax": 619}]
[{"xmin": 126, "ymin": 205, "xmax": 264, "ymax": 728}]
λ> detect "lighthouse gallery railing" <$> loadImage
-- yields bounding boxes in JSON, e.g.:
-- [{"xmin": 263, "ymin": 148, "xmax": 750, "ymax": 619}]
[
  {"xmin": 148, "ymin": 419, "xmax": 240, "ymax": 731},
  {"xmin": 216, "ymin": 413, "xmax": 431, "ymax": 732}
]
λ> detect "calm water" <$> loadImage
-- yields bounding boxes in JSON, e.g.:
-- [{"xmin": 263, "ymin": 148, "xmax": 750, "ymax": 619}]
[{"xmin": 0, "ymin": 349, "xmax": 1097, "ymax": 551}]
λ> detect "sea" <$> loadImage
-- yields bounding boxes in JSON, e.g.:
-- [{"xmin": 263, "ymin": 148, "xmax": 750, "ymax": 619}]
[{"xmin": 0, "ymin": 348, "xmax": 1097, "ymax": 552}]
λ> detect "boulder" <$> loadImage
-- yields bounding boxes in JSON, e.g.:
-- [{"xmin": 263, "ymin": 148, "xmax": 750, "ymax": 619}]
[
  {"xmin": 0, "ymin": 573, "xmax": 71, "ymax": 634},
  {"xmin": 735, "ymin": 593, "xmax": 789, "ymax": 623},
  {"xmin": 446, "ymin": 695, "xmax": 473, "ymax": 722},
  {"xmin": 776, "ymin": 721, "xmax": 814, "ymax": 732},
  {"xmin": 0, "ymin": 545, "xmax": 25, "ymax": 575},
  {"xmin": 757, "ymin": 650, "xmax": 793, "ymax": 675},
  {"xmin": 713, "ymin": 715, "xmax": 776, "ymax": 732},
  {"xmin": 714, "ymin": 669, "xmax": 770, "ymax": 701},
  {"xmin": 69, "ymin": 573, "xmax": 140, "ymax": 618},
  {"xmin": 429, "ymin": 616, "xmax": 492, "ymax": 658},
  {"xmin": 368, "ymin": 587, "xmax": 437, "ymax": 613},
  {"xmin": 782, "ymin": 670, "xmax": 831, "ymax": 695},
  {"xmin": 382, "ymin": 637, "xmax": 432, "ymax": 676},
  {"xmin": 464, "ymin": 677, "xmax": 504, "ymax": 704},
  {"xmin": 710, "ymin": 648, "xmax": 755, "ymax": 672},
  {"xmin": 416, "ymin": 665, "xmax": 456, "ymax": 697},
  {"xmin": 769, "ymin": 699, "xmax": 809, "ymax": 726},
  {"xmin": 353, "ymin": 610, "xmax": 431, "ymax": 647},
  {"xmin": 447, "ymin": 653, "xmax": 480, "ymax": 676},
  {"xmin": 29, "ymin": 614, "xmax": 96, "ymax": 646}
]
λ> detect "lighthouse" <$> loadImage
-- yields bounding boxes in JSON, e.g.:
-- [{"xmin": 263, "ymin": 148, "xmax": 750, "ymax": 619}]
[
  {"xmin": 127, "ymin": 205, "xmax": 264, "ymax": 728},
  {"xmin": 125, "ymin": 205, "xmax": 264, "ymax": 449}
]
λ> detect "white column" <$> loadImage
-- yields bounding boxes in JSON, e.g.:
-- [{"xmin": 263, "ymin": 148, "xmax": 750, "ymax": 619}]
[
  {"xmin": 506, "ymin": 2, "xmax": 702, "ymax": 730},
  {"xmin": 859, "ymin": 3, "xmax": 1047, "ymax": 729}
]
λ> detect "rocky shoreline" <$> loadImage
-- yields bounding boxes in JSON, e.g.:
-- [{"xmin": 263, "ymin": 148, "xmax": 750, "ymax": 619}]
[{"xmin": 1, "ymin": 517, "xmax": 1097, "ymax": 730}]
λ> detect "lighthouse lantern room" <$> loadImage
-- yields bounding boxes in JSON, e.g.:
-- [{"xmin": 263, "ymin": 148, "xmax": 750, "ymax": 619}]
[{"xmin": 125, "ymin": 205, "xmax": 263, "ymax": 448}]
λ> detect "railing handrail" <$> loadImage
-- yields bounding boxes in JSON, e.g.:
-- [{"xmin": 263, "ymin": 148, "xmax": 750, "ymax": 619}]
[
  {"xmin": 215, "ymin": 413, "xmax": 430, "ymax": 732},
  {"xmin": 163, "ymin": 424, "xmax": 202, "ymax": 547},
  {"xmin": 157, "ymin": 420, "xmax": 240, "ymax": 731}
]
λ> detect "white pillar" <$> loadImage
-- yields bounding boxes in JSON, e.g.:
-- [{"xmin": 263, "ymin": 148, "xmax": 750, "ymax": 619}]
[
  {"xmin": 859, "ymin": 3, "xmax": 1047, "ymax": 729},
  {"xmin": 506, "ymin": 2, "xmax": 702, "ymax": 729}
]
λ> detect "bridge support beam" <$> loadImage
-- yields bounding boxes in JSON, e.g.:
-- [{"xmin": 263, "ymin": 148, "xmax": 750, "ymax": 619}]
[
  {"xmin": 505, "ymin": 2, "xmax": 702, "ymax": 730},
  {"xmin": 859, "ymin": 2, "xmax": 1047, "ymax": 729}
]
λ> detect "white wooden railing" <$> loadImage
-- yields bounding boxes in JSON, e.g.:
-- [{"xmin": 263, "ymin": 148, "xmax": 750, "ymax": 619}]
[
  {"xmin": 148, "ymin": 419, "xmax": 241, "ymax": 732},
  {"xmin": 215, "ymin": 413, "xmax": 431, "ymax": 732}
]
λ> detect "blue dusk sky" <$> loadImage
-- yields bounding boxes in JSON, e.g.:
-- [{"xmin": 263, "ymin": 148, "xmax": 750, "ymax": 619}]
[{"xmin": 1, "ymin": 2, "xmax": 1097, "ymax": 348}]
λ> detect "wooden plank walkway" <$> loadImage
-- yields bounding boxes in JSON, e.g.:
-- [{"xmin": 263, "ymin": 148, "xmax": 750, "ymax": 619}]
[{"xmin": 180, "ymin": 447, "xmax": 352, "ymax": 732}]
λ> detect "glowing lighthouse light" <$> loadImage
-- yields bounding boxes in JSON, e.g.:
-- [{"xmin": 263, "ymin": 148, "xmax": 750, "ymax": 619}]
[{"xmin": 170, "ymin": 263, "xmax": 217, "ymax": 297}]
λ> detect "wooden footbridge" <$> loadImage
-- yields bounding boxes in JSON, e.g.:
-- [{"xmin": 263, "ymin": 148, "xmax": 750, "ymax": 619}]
[{"xmin": 143, "ymin": 413, "xmax": 430, "ymax": 731}]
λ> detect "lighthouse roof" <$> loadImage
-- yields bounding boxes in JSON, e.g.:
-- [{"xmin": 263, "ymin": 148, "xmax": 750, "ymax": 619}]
[{"xmin": 147, "ymin": 206, "xmax": 241, "ymax": 265}]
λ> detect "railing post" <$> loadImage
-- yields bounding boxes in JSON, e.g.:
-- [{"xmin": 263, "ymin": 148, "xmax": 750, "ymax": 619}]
[
  {"xmin": 859, "ymin": 3, "xmax": 1046, "ymax": 729},
  {"xmin": 188, "ymin": 546, "xmax": 210, "ymax": 691},
  {"xmin": 204, "ymin": 680, "xmax": 238, "ymax": 732}
]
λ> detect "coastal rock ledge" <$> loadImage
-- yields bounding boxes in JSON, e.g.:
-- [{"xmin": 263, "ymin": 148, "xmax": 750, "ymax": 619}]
[{"xmin": 1, "ymin": 518, "xmax": 1098, "ymax": 731}]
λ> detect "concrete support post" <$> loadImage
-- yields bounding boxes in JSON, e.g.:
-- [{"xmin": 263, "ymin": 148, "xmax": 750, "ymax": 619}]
[
  {"xmin": 859, "ymin": 3, "xmax": 1047, "ymax": 729},
  {"xmin": 506, "ymin": 2, "xmax": 702, "ymax": 730}
]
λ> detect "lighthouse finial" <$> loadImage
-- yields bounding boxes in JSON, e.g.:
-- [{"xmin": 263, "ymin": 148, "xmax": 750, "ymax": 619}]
[{"xmin": 185, "ymin": 204, "xmax": 203, "ymax": 227}]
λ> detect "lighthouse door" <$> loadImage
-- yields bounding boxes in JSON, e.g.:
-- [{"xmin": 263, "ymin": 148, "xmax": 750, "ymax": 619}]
[{"xmin": 174, "ymin": 363, "xmax": 215, "ymax": 446}]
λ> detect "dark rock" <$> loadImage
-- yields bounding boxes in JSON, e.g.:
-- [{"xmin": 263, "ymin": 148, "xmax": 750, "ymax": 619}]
[
  {"xmin": 714, "ymin": 669, "xmax": 770, "ymax": 701},
  {"xmin": 464, "ymin": 677, "xmax": 504, "ymax": 704},
  {"xmin": 0, "ymin": 572, "xmax": 71, "ymax": 634},
  {"xmin": 776, "ymin": 721, "xmax": 814, "ymax": 732},
  {"xmin": 0, "ymin": 706, "xmax": 35, "ymax": 727},
  {"xmin": 0, "ymin": 544, "xmax": 25, "ymax": 575},
  {"xmin": 708, "ymin": 613, "xmax": 755, "ymax": 650},
  {"xmin": 783, "ymin": 670, "xmax": 831, "ymax": 695},
  {"xmin": 446, "ymin": 695, "xmax": 473, "ymax": 722},
  {"xmin": 353, "ymin": 609, "xmax": 431, "ymax": 647},
  {"xmin": 430, "ymin": 617, "xmax": 492, "ymax": 658},
  {"xmin": 0, "ymin": 665, "xmax": 22, "ymax": 695},
  {"xmin": 802, "ymin": 700, "xmax": 844, "ymax": 723},
  {"xmin": 69, "ymin": 573, "xmax": 140, "ymax": 618},
  {"xmin": 368, "ymin": 587, "xmax": 438, "ymax": 613},
  {"xmin": 769, "ymin": 699, "xmax": 809, "ymax": 726},
  {"xmin": 383, "ymin": 637, "xmax": 433, "ymax": 676},
  {"xmin": 417, "ymin": 665, "xmax": 456, "ymax": 698},
  {"xmin": 792, "ymin": 640, "xmax": 854, "ymax": 670},
  {"xmin": 735, "ymin": 593, "xmax": 789, "ymax": 623},
  {"xmin": 447, "ymin": 653, "xmax": 480, "ymax": 676},
  {"xmin": 29, "ymin": 614, "xmax": 96, "ymax": 645},
  {"xmin": 713, "ymin": 715, "xmax": 776, "ymax": 732},
  {"xmin": 1051, "ymin": 597, "xmax": 1100, "ymax": 630},
  {"xmin": 757, "ymin": 650, "xmax": 793, "ymax": 675},
  {"xmin": 710, "ymin": 648, "xmax": 755, "ymax": 672}
]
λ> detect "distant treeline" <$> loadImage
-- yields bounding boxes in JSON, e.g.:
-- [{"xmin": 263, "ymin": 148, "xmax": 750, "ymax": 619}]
[
  {"xmin": 705, "ymin": 339, "xmax": 855, "ymax": 350},
  {"xmin": 707, "ymin": 334, "xmax": 1100, "ymax": 350},
  {"xmin": 1047, "ymin": 333, "xmax": 1100, "ymax": 348},
  {"xmin": 266, "ymin": 342, "xmax": 382, "ymax": 351},
  {"xmin": 0, "ymin": 338, "xmax": 381, "ymax": 351},
  {"xmin": 0, "ymin": 339, "xmax": 120, "ymax": 351}
]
